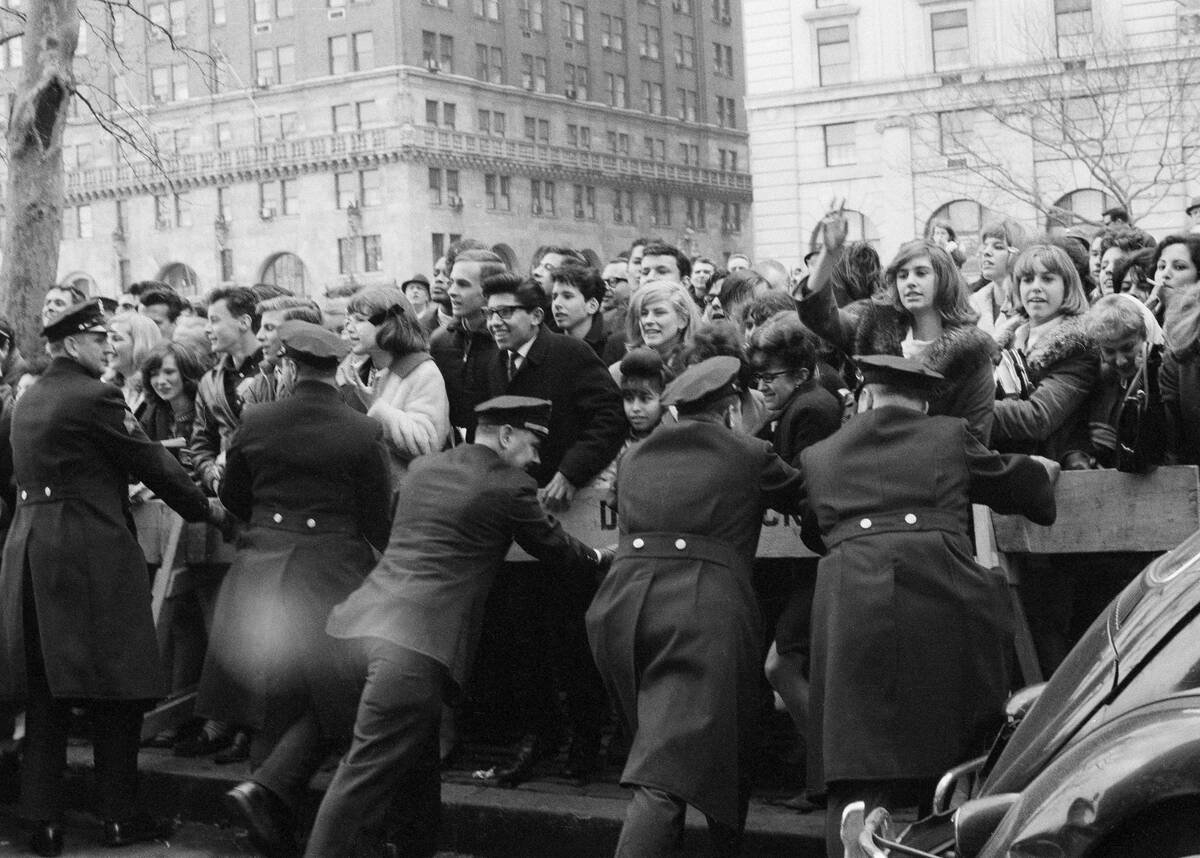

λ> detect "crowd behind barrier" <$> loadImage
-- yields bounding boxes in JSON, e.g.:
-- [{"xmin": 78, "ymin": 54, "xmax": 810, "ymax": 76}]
[{"xmin": 3, "ymin": 199, "xmax": 1200, "ymax": 858}]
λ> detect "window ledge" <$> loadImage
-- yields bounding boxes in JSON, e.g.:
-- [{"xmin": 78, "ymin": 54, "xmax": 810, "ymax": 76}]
[{"xmin": 802, "ymin": 5, "xmax": 860, "ymax": 22}]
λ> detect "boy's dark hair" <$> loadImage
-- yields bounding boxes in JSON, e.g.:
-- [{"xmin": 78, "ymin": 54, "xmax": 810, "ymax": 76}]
[
  {"xmin": 631, "ymin": 236, "xmax": 662, "ymax": 252},
  {"xmin": 445, "ymin": 238, "xmax": 490, "ymax": 270},
  {"xmin": 130, "ymin": 279, "xmax": 175, "ymax": 298},
  {"xmin": 1102, "ymin": 206, "xmax": 1130, "ymax": 224},
  {"xmin": 638, "ymin": 243, "xmax": 692, "ymax": 278},
  {"xmin": 539, "ymin": 245, "xmax": 587, "ymax": 265},
  {"xmin": 551, "ymin": 265, "xmax": 605, "ymax": 304},
  {"xmin": 455, "ymin": 249, "xmax": 508, "ymax": 283},
  {"xmin": 140, "ymin": 288, "xmax": 186, "ymax": 321},
  {"xmin": 257, "ymin": 296, "xmax": 322, "ymax": 326},
  {"xmin": 481, "ymin": 273, "xmax": 544, "ymax": 311},
  {"xmin": 744, "ymin": 292, "xmax": 797, "ymax": 328},
  {"xmin": 207, "ymin": 286, "xmax": 261, "ymax": 330},
  {"xmin": 619, "ymin": 347, "xmax": 668, "ymax": 389}
]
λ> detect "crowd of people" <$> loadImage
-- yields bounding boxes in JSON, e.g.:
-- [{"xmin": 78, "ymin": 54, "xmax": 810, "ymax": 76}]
[{"xmin": 0, "ymin": 196, "xmax": 1197, "ymax": 858}]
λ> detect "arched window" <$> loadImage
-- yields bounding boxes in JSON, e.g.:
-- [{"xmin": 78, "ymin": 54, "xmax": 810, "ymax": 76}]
[
  {"xmin": 260, "ymin": 252, "xmax": 308, "ymax": 296},
  {"xmin": 808, "ymin": 208, "xmax": 881, "ymax": 253},
  {"xmin": 1047, "ymin": 189, "xmax": 1116, "ymax": 232},
  {"xmin": 156, "ymin": 262, "xmax": 199, "ymax": 296},
  {"xmin": 926, "ymin": 199, "xmax": 997, "ymax": 281}
]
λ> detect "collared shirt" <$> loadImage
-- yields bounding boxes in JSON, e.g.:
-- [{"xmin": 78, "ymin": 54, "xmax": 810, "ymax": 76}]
[{"xmin": 508, "ymin": 328, "xmax": 539, "ymax": 376}]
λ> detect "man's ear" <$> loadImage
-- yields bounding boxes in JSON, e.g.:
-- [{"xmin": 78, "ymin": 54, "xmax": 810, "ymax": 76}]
[
  {"xmin": 585, "ymin": 297, "xmax": 600, "ymax": 316},
  {"xmin": 530, "ymin": 306, "xmax": 545, "ymax": 326}
]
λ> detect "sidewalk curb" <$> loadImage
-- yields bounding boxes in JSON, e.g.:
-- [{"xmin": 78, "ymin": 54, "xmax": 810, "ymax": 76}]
[{"xmin": 62, "ymin": 748, "xmax": 826, "ymax": 857}]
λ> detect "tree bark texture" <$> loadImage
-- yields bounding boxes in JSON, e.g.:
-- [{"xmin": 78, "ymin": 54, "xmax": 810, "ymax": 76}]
[{"xmin": 1, "ymin": 0, "xmax": 78, "ymax": 354}]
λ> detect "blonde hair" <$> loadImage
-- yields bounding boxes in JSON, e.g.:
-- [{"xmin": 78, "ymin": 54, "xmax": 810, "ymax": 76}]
[
  {"xmin": 626, "ymin": 281, "xmax": 703, "ymax": 350},
  {"xmin": 110, "ymin": 311, "xmax": 163, "ymax": 374}
]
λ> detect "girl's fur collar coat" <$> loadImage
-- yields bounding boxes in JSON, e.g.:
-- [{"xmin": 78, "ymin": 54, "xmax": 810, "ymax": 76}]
[{"xmin": 992, "ymin": 314, "xmax": 1094, "ymax": 382}]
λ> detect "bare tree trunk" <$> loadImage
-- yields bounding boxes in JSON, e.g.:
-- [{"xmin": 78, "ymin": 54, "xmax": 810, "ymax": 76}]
[{"xmin": 0, "ymin": 0, "xmax": 77, "ymax": 354}]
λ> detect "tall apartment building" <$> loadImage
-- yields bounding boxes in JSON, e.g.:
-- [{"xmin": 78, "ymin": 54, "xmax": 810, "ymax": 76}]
[
  {"xmin": 11, "ymin": 0, "xmax": 752, "ymax": 297},
  {"xmin": 744, "ymin": 0, "xmax": 1200, "ymax": 271}
]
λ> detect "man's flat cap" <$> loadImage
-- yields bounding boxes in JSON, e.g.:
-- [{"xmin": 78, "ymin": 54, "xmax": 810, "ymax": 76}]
[
  {"xmin": 41, "ymin": 298, "xmax": 108, "ymax": 341},
  {"xmin": 856, "ymin": 354, "xmax": 943, "ymax": 393},
  {"xmin": 1188, "ymin": 196, "xmax": 1200, "ymax": 214},
  {"xmin": 475, "ymin": 395, "xmax": 552, "ymax": 438},
  {"xmin": 401, "ymin": 273, "xmax": 431, "ymax": 290},
  {"xmin": 661, "ymin": 355, "xmax": 741, "ymax": 412},
  {"xmin": 278, "ymin": 320, "xmax": 349, "ymax": 368}
]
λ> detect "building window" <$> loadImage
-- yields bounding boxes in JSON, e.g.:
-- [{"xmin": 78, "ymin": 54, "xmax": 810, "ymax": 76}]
[
  {"xmin": 475, "ymin": 44, "xmax": 504, "ymax": 83},
  {"xmin": 219, "ymin": 249, "xmax": 234, "ymax": 282},
  {"xmin": 473, "ymin": 0, "xmax": 500, "ymax": 20},
  {"xmin": 336, "ymin": 172, "xmax": 359, "ymax": 208},
  {"xmin": 521, "ymin": 54, "xmax": 548, "ymax": 92},
  {"xmin": 938, "ymin": 110, "xmax": 973, "ymax": 155},
  {"xmin": 1054, "ymin": 0, "xmax": 1092, "ymax": 56},
  {"xmin": 428, "ymin": 169, "xmax": 459, "ymax": 205},
  {"xmin": 606, "ymin": 73, "xmax": 628, "ymax": 108},
  {"xmin": 644, "ymin": 137, "xmax": 665, "ymax": 160},
  {"xmin": 677, "ymin": 88, "xmax": 698, "ymax": 121},
  {"xmin": 685, "ymin": 198, "xmax": 706, "ymax": 229},
  {"xmin": 643, "ymin": 81, "xmax": 664, "ymax": 114},
  {"xmin": 338, "ymin": 238, "xmax": 356, "ymax": 275},
  {"xmin": 674, "ymin": 33, "xmax": 695, "ymax": 68},
  {"xmin": 711, "ymin": 0, "xmax": 730, "ymax": 22},
  {"xmin": 485, "ymin": 174, "xmax": 512, "ymax": 210},
  {"xmin": 212, "ymin": 0, "xmax": 226, "ymax": 26},
  {"xmin": 817, "ymin": 25, "xmax": 851, "ymax": 86},
  {"xmin": 531, "ymin": 179, "xmax": 556, "ymax": 216},
  {"xmin": 713, "ymin": 42, "xmax": 734, "ymax": 76},
  {"xmin": 572, "ymin": 184, "xmax": 596, "ymax": 220},
  {"xmin": 351, "ymin": 31, "xmax": 374, "ymax": 71},
  {"xmin": 675, "ymin": 0, "xmax": 692, "ymax": 13},
  {"xmin": 73, "ymin": 204, "xmax": 93, "ymax": 239},
  {"xmin": 519, "ymin": 0, "xmax": 544, "ymax": 31},
  {"xmin": 524, "ymin": 116, "xmax": 550, "ymax": 143},
  {"xmin": 360, "ymin": 169, "xmax": 381, "ymax": 207},
  {"xmin": 215, "ymin": 122, "xmax": 232, "ymax": 148},
  {"xmin": 260, "ymin": 181, "xmax": 282, "ymax": 217},
  {"xmin": 281, "ymin": 179, "xmax": 298, "ymax": 215},
  {"xmin": 560, "ymin": 2, "xmax": 585, "ymax": 40},
  {"xmin": 607, "ymin": 131, "xmax": 630, "ymax": 155},
  {"xmin": 216, "ymin": 187, "xmax": 232, "ymax": 222},
  {"xmin": 718, "ymin": 147, "xmax": 738, "ymax": 171},
  {"xmin": 567, "ymin": 124, "xmax": 591, "ymax": 148},
  {"xmin": 256, "ymin": 46, "xmax": 294, "ymax": 87},
  {"xmin": 639, "ymin": 24, "xmax": 661, "ymax": 59},
  {"xmin": 564, "ymin": 63, "xmax": 588, "ymax": 99},
  {"xmin": 422, "ymin": 31, "xmax": 455, "ymax": 73},
  {"xmin": 931, "ymin": 9, "xmax": 969, "ymax": 72},
  {"xmin": 478, "ymin": 110, "xmax": 506, "ymax": 136},
  {"xmin": 649, "ymin": 193, "xmax": 671, "ymax": 226},
  {"xmin": 421, "ymin": 0, "xmax": 450, "ymax": 7},
  {"xmin": 601, "ymin": 14, "xmax": 625, "ymax": 51},
  {"xmin": 425, "ymin": 100, "xmax": 457, "ymax": 129},
  {"xmin": 613, "ymin": 189, "xmax": 634, "ymax": 223},
  {"xmin": 679, "ymin": 142, "xmax": 699, "ymax": 165},
  {"xmin": 428, "ymin": 168, "xmax": 443, "ymax": 206},
  {"xmin": 722, "ymin": 202, "xmax": 741, "ymax": 233},
  {"xmin": 151, "ymin": 67, "xmax": 170, "ymax": 102},
  {"xmin": 329, "ymin": 35, "xmax": 349, "ymax": 75},
  {"xmin": 362, "ymin": 235, "xmax": 382, "ymax": 272},
  {"xmin": 333, "ymin": 103, "xmax": 355, "ymax": 133},
  {"xmin": 823, "ymin": 122, "xmax": 856, "ymax": 166},
  {"xmin": 716, "ymin": 95, "xmax": 736, "ymax": 128}
]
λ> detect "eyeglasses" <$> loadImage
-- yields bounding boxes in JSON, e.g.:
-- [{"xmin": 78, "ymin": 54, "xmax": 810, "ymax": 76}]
[
  {"xmin": 753, "ymin": 369, "xmax": 792, "ymax": 384},
  {"xmin": 484, "ymin": 305, "xmax": 530, "ymax": 320}
]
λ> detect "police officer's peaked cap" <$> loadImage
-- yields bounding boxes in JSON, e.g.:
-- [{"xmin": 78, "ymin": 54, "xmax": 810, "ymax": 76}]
[
  {"xmin": 41, "ymin": 298, "xmax": 108, "ymax": 341},
  {"xmin": 475, "ymin": 395, "xmax": 552, "ymax": 439},
  {"xmin": 660, "ymin": 355, "xmax": 742, "ymax": 413},
  {"xmin": 401, "ymin": 273, "xmax": 431, "ymax": 290},
  {"xmin": 855, "ymin": 354, "xmax": 944, "ymax": 394},
  {"xmin": 278, "ymin": 319, "xmax": 349, "ymax": 369}
]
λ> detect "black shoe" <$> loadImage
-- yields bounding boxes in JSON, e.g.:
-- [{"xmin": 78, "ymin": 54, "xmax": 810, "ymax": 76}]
[
  {"xmin": 101, "ymin": 814, "xmax": 173, "ymax": 847},
  {"xmin": 29, "ymin": 821, "xmax": 63, "ymax": 857},
  {"xmin": 475, "ymin": 733, "xmax": 554, "ymax": 788},
  {"xmin": 223, "ymin": 782, "xmax": 299, "ymax": 858},
  {"xmin": 213, "ymin": 729, "xmax": 251, "ymax": 765},
  {"xmin": 173, "ymin": 727, "xmax": 232, "ymax": 758}
]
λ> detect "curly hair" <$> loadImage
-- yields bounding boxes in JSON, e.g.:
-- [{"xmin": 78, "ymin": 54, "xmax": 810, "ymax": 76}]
[{"xmin": 746, "ymin": 312, "xmax": 818, "ymax": 374}]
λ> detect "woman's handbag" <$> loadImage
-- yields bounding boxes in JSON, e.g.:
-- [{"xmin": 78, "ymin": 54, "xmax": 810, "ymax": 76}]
[{"xmin": 1115, "ymin": 344, "xmax": 1165, "ymax": 474}]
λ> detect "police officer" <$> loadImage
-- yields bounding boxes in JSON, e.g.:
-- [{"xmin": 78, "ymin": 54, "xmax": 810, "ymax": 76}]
[
  {"xmin": 304, "ymin": 395, "xmax": 611, "ymax": 858},
  {"xmin": 587, "ymin": 356, "xmax": 806, "ymax": 858},
  {"xmin": 0, "ymin": 300, "xmax": 226, "ymax": 856},
  {"xmin": 217, "ymin": 321, "xmax": 393, "ymax": 857},
  {"xmin": 800, "ymin": 356, "xmax": 1058, "ymax": 858}
]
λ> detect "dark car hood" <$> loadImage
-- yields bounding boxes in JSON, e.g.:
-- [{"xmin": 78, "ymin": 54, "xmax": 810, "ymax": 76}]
[{"xmin": 983, "ymin": 529, "xmax": 1200, "ymax": 794}]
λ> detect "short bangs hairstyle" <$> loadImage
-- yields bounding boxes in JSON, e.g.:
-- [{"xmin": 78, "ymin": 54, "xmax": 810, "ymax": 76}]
[
  {"xmin": 980, "ymin": 217, "xmax": 1028, "ymax": 250},
  {"xmin": 109, "ymin": 310, "xmax": 164, "ymax": 370},
  {"xmin": 1085, "ymin": 293, "xmax": 1148, "ymax": 344},
  {"xmin": 1012, "ymin": 245, "xmax": 1090, "ymax": 317},
  {"xmin": 626, "ymin": 280, "xmax": 703, "ymax": 348},
  {"xmin": 881, "ymin": 240, "xmax": 978, "ymax": 326},
  {"xmin": 481, "ymin": 272, "xmax": 544, "ymax": 310},
  {"xmin": 141, "ymin": 340, "xmax": 208, "ymax": 403},
  {"xmin": 348, "ymin": 285, "xmax": 427, "ymax": 356},
  {"xmin": 257, "ymin": 296, "xmax": 322, "ymax": 326},
  {"xmin": 550, "ymin": 265, "xmax": 606, "ymax": 304},
  {"xmin": 746, "ymin": 312, "xmax": 818, "ymax": 374}
]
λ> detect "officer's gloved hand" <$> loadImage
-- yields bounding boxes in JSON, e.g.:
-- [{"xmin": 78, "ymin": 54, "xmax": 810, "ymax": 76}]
[
  {"xmin": 206, "ymin": 498, "xmax": 237, "ymax": 541},
  {"xmin": 595, "ymin": 546, "xmax": 616, "ymax": 577}
]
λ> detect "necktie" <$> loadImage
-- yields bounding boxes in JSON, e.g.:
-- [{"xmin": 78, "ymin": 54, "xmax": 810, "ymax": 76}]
[{"xmin": 507, "ymin": 350, "xmax": 518, "ymax": 382}]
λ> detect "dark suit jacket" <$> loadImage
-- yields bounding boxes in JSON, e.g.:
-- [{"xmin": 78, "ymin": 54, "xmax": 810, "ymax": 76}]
[
  {"xmin": 485, "ymin": 328, "xmax": 624, "ymax": 488},
  {"xmin": 430, "ymin": 322, "xmax": 498, "ymax": 435},
  {"xmin": 0, "ymin": 358, "xmax": 209, "ymax": 700},
  {"xmin": 326, "ymin": 443, "xmax": 603, "ymax": 689}
]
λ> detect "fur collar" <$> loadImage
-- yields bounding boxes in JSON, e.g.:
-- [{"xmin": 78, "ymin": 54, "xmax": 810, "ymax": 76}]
[
  {"xmin": 852, "ymin": 303, "xmax": 997, "ymax": 399},
  {"xmin": 996, "ymin": 315, "xmax": 1094, "ymax": 381}
]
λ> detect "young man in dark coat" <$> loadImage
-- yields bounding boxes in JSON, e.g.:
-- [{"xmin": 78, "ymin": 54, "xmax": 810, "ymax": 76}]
[
  {"xmin": 477, "ymin": 272, "xmax": 625, "ymax": 785},
  {"xmin": 302, "ymin": 396, "xmax": 611, "ymax": 858},
  {"xmin": 799, "ymin": 356, "xmax": 1059, "ymax": 858},
  {"xmin": 215, "ymin": 322, "xmax": 393, "ymax": 857},
  {"xmin": 0, "ymin": 300, "xmax": 227, "ymax": 856},
  {"xmin": 587, "ymin": 356, "xmax": 807, "ymax": 858}
]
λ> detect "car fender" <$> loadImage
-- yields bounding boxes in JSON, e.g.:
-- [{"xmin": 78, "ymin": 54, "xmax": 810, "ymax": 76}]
[{"xmin": 977, "ymin": 697, "xmax": 1200, "ymax": 858}]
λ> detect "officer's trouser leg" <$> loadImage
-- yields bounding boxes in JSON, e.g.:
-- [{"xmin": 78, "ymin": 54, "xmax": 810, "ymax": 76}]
[
  {"xmin": 304, "ymin": 641, "xmax": 443, "ymax": 858},
  {"xmin": 615, "ymin": 786, "xmax": 686, "ymax": 857},
  {"xmin": 20, "ymin": 571, "xmax": 70, "ymax": 823},
  {"xmin": 90, "ymin": 699, "xmax": 144, "ymax": 821}
]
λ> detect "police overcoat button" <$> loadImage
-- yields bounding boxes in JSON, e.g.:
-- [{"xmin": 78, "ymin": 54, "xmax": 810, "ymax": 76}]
[
  {"xmin": 20, "ymin": 491, "xmax": 26, "ymax": 501},
  {"xmin": 904, "ymin": 513, "xmax": 917, "ymax": 525},
  {"xmin": 306, "ymin": 518, "xmax": 316, "ymax": 529},
  {"xmin": 273, "ymin": 513, "xmax": 283, "ymax": 523},
  {"xmin": 632, "ymin": 538, "xmax": 645, "ymax": 549},
  {"xmin": 44, "ymin": 487, "xmax": 51, "ymax": 497},
  {"xmin": 674, "ymin": 538, "xmax": 687, "ymax": 550},
  {"xmin": 859, "ymin": 518, "xmax": 872, "ymax": 529}
]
